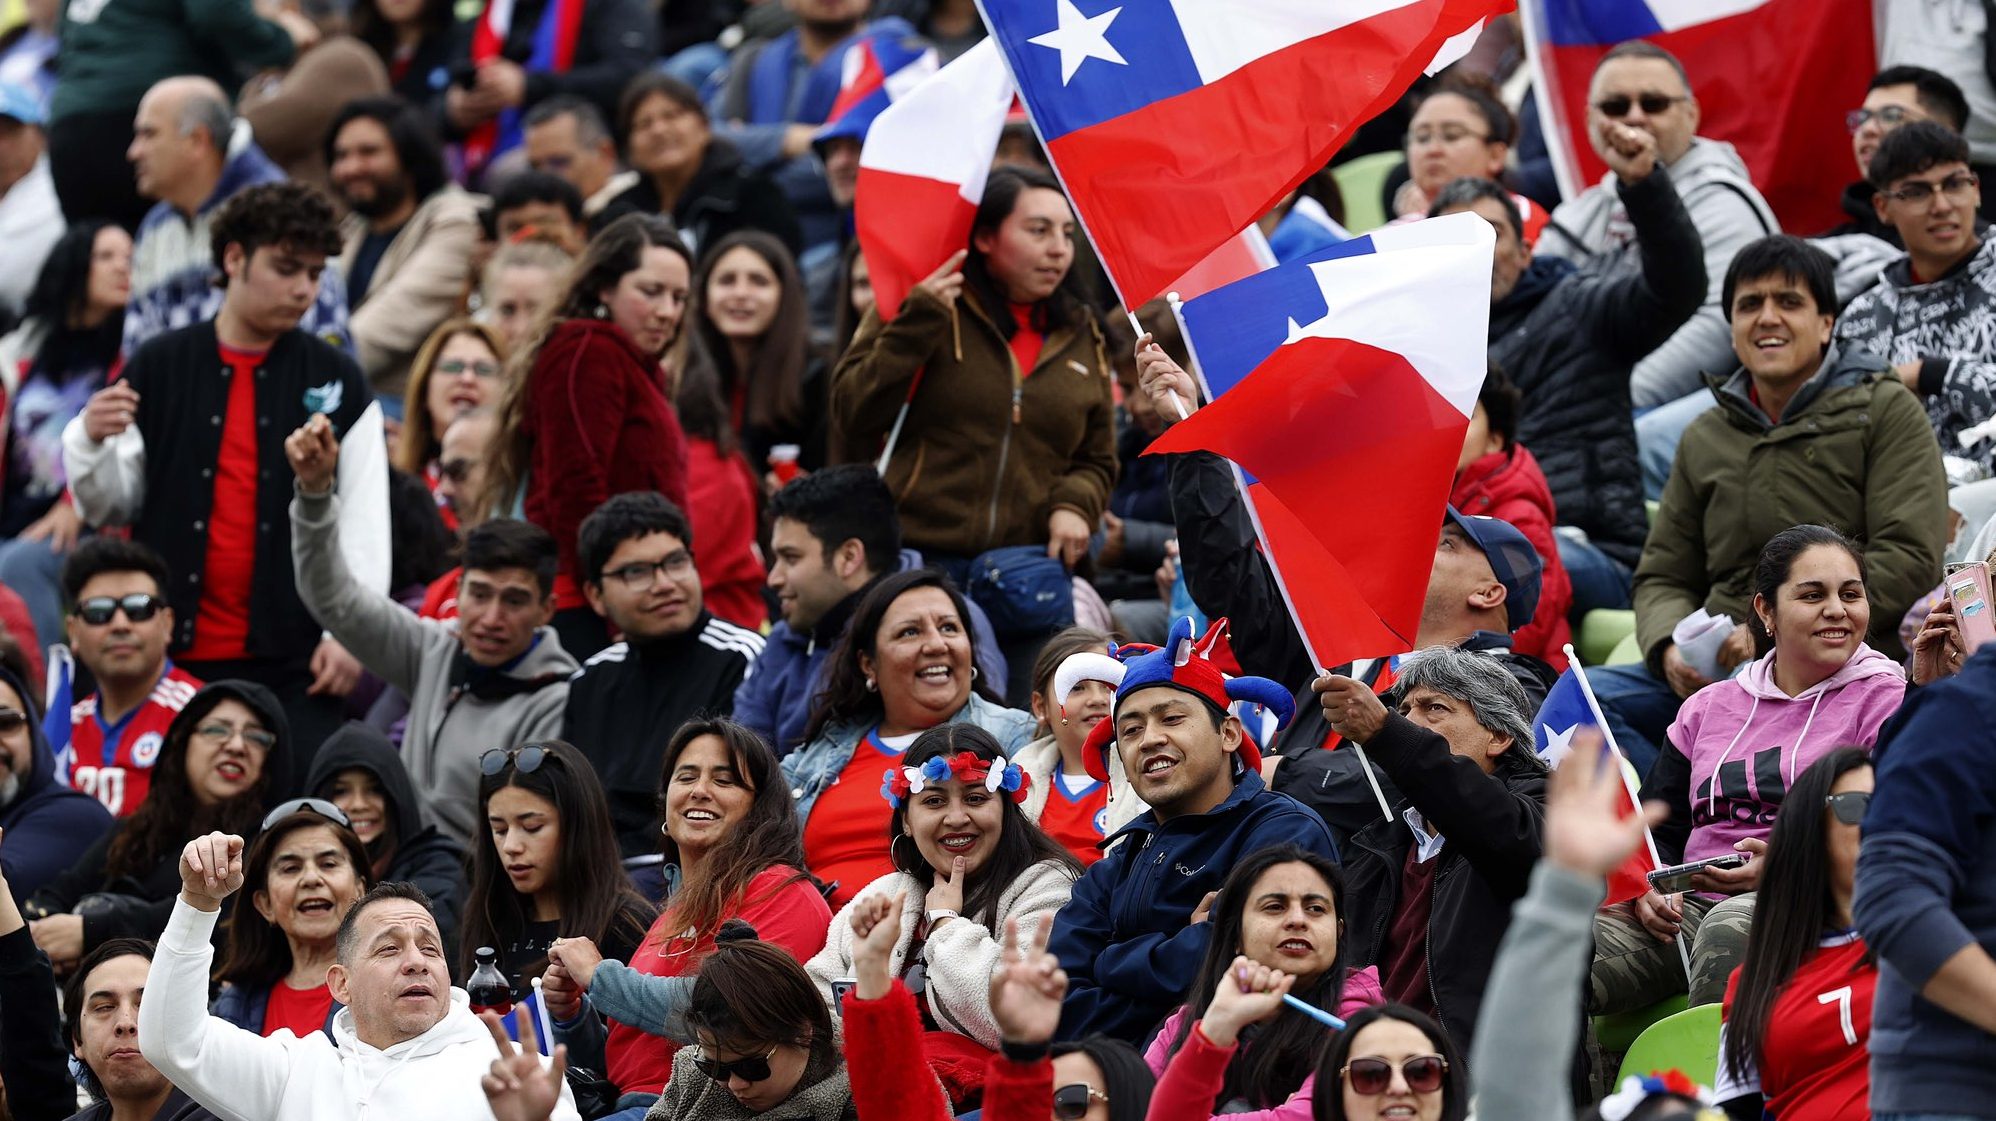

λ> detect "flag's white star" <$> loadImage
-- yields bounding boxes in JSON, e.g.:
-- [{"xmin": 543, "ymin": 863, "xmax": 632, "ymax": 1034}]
[
  {"xmin": 1029, "ymin": 0, "xmax": 1127, "ymax": 85},
  {"xmin": 1540, "ymin": 722, "xmax": 1578, "ymax": 767}
]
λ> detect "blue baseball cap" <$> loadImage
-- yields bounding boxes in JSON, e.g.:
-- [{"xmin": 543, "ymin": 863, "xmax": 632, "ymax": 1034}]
[
  {"xmin": 1443, "ymin": 506, "xmax": 1542, "ymax": 633},
  {"xmin": 0, "ymin": 84, "xmax": 43, "ymax": 127}
]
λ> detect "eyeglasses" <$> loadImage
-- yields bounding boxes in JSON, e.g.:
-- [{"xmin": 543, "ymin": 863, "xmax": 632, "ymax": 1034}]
[
  {"xmin": 1408, "ymin": 124, "xmax": 1488, "ymax": 146},
  {"xmin": 1826, "ymin": 790, "xmax": 1871, "ymax": 826},
  {"xmin": 1593, "ymin": 93, "xmax": 1687, "ymax": 118},
  {"xmin": 436, "ymin": 358, "xmax": 500, "ymax": 379},
  {"xmin": 601, "ymin": 552, "xmax": 695, "ymax": 589},
  {"xmin": 1880, "ymin": 172, "xmax": 1980, "ymax": 204},
  {"xmin": 0, "ymin": 708, "xmax": 27, "ymax": 734},
  {"xmin": 74, "ymin": 593, "xmax": 163, "ymax": 626},
  {"xmin": 692, "ymin": 1043, "xmax": 777, "ymax": 1083},
  {"xmin": 479, "ymin": 745, "xmax": 553, "ymax": 776},
  {"xmin": 1847, "ymin": 105, "xmax": 1919, "ymax": 133},
  {"xmin": 1053, "ymin": 1083, "xmax": 1110, "ymax": 1120},
  {"xmin": 1341, "ymin": 1055, "xmax": 1449, "ymax": 1095},
  {"xmin": 196, "ymin": 722, "xmax": 277, "ymax": 751},
  {"xmin": 439, "ymin": 458, "xmax": 477, "ymax": 483},
  {"xmin": 261, "ymin": 796, "xmax": 352, "ymax": 832}
]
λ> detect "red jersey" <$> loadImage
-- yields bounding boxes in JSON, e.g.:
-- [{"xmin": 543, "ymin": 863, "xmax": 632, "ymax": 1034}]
[
  {"xmin": 262, "ymin": 982, "xmax": 335, "ymax": 1038},
  {"xmin": 66, "ymin": 664, "xmax": 203, "ymax": 816},
  {"xmin": 804, "ymin": 729, "xmax": 910, "ymax": 908},
  {"xmin": 1037, "ymin": 771, "xmax": 1111, "ymax": 865},
  {"xmin": 182, "ymin": 345, "xmax": 263, "ymax": 661},
  {"xmin": 1718, "ymin": 933, "xmax": 1874, "ymax": 1121}
]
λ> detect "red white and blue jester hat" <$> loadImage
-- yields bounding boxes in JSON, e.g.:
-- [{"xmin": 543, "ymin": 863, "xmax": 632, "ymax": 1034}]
[{"xmin": 1051, "ymin": 616, "xmax": 1295, "ymax": 782}]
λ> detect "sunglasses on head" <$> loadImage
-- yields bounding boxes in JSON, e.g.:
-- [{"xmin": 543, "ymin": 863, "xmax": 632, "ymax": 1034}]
[
  {"xmin": 692, "ymin": 1044, "xmax": 777, "ymax": 1084},
  {"xmin": 1826, "ymin": 790, "xmax": 1871, "ymax": 826},
  {"xmin": 479, "ymin": 745, "xmax": 553, "ymax": 776},
  {"xmin": 1053, "ymin": 1083, "xmax": 1109, "ymax": 1120},
  {"xmin": 261, "ymin": 796, "xmax": 352, "ymax": 832},
  {"xmin": 1593, "ymin": 93, "xmax": 1685, "ymax": 118},
  {"xmin": 1342, "ymin": 1054, "xmax": 1448, "ymax": 1095},
  {"xmin": 75, "ymin": 593, "xmax": 163, "ymax": 626}
]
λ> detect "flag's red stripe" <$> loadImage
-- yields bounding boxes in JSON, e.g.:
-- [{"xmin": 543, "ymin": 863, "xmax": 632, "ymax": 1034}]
[{"xmin": 854, "ymin": 167, "xmax": 977, "ymax": 323}]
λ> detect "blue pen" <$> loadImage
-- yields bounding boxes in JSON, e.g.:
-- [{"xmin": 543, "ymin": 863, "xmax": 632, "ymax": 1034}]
[{"xmin": 1282, "ymin": 993, "xmax": 1346, "ymax": 1031}]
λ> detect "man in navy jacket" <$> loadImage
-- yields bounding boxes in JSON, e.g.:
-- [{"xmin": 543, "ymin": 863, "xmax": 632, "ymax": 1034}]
[{"xmin": 1047, "ymin": 617, "xmax": 1337, "ymax": 1044}]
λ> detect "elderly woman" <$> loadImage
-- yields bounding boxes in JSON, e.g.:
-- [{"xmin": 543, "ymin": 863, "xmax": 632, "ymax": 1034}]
[{"xmin": 1315, "ymin": 644, "xmax": 1549, "ymax": 1071}]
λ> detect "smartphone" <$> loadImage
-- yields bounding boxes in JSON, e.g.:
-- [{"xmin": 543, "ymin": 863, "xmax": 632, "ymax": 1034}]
[
  {"xmin": 1645, "ymin": 852, "xmax": 1747, "ymax": 895},
  {"xmin": 1946, "ymin": 561, "xmax": 1996, "ymax": 654},
  {"xmin": 830, "ymin": 979, "xmax": 857, "ymax": 1005}
]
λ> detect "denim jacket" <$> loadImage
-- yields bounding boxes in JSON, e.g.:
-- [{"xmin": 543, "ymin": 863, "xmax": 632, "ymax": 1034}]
[{"xmin": 781, "ymin": 693, "xmax": 1035, "ymax": 822}]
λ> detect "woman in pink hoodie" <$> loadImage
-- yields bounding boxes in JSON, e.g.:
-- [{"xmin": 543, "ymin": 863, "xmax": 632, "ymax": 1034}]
[
  {"xmin": 1595, "ymin": 525, "xmax": 1907, "ymax": 1012},
  {"xmin": 1143, "ymin": 844, "xmax": 1383, "ymax": 1121}
]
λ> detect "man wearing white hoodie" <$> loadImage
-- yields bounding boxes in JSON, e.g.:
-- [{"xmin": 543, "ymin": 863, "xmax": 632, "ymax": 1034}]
[{"xmin": 138, "ymin": 832, "xmax": 580, "ymax": 1121}]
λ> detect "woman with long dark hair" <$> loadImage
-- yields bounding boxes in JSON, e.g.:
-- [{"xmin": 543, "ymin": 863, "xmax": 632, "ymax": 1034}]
[
  {"xmin": 805, "ymin": 723, "xmax": 1079, "ymax": 1109},
  {"xmin": 0, "ymin": 219, "xmax": 130, "ymax": 646},
  {"xmin": 1716, "ymin": 747, "xmax": 1875, "ymax": 1120},
  {"xmin": 1595, "ymin": 525, "xmax": 1906, "ymax": 1013},
  {"xmin": 1310, "ymin": 1004, "xmax": 1466, "ymax": 1121},
  {"xmin": 25, "ymin": 681, "xmax": 290, "ymax": 967},
  {"xmin": 683, "ymin": 230, "xmax": 824, "ymax": 472},
  {"xmin": 1390, "ymin": 75, "xmax": 1547, "ymax": 244},
  {"xmin": 1145, "ymin": 845, "xmax": 1382, "ymax": 1119},
  {"xmin": 541, "ymin": 719, "xmax": 830, "ymax": 1110},
  {"xmin": 781, "ymin": 569, "xmax": 1034, "ymax": 907},
  {"xmin": 395, "ymin": 318, "xmax": 507, "ymax": 529},
  {"xmin": 831, "ymin": 165, "xmax": 1116, "ymax": 576},
  {"xmin": 457, "ymin": 740, "xmax": 654, "ymax": 1024},
  {"xmin": 211, "ymin": 804, "xmax": 372, "ymax": 1038},
  {"xmin": 479, "ymin": 213, "xmax": 694, "ymax": 659}
]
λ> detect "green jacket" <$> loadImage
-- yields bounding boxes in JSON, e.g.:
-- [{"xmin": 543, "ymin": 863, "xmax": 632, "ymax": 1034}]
[
  {"xmin": 1634, "ymin": 344, "xmax": 1947, "ymax": 669},
  {"xmin": 52, "ymin": 0, "xmax": 294, "ymax": 121}
]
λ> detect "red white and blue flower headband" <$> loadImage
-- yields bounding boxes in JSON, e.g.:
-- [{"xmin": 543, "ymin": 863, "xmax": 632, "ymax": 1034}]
[{"xmin": 880, "ymin": 750, "xmax": 1031, "ymax": 808}]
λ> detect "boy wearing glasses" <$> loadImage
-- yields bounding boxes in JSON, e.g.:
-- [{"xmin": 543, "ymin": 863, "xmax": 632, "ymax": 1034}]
[
  {"xmin": 286, "ymin": 415, "xmax": 577, "ymax": 847},
  {"xmin": 55, "ymin": 538, "xmax": 205, "ymax": 817},
  {"xmin": 1836, "ymin": 121, "xmax": 1996, "ymax": 477}
]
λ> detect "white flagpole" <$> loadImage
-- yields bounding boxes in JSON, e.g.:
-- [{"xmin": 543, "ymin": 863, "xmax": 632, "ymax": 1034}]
[
  {"xmin": 1170, "ymin": 291, "xmax": 1393, "ymax": 824},
  {"xmin": 1565, "ymin": 644, "xmax": 1689, "ymax": 980}
]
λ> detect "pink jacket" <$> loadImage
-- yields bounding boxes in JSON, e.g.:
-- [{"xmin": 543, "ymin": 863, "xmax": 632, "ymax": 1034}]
[
  {"xmin": 1668, "ymin": 644, "xmax": 1904, "ymax": 867},
  {"xmin": 1141, "ymin": 966, "xmax": 1383, "ymax": 1121}
]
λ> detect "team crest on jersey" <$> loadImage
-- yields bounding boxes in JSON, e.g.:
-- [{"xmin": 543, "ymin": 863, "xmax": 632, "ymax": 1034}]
[
  {"xmin": 304, "ymin": 380, "xmax": 343, "ymax": 415},
  {"xmin": 1092, "ymin": 808, "xmax": 1109, "ymax": 836},
  {"xmin": 131, "ymin": 732, "xmax": 164, "ymax": 768}
]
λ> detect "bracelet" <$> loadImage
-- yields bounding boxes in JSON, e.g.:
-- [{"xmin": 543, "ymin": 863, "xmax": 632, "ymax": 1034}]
[
  {"xmin": 1000, "ymin": 1038, "xmax": 1050, "ymax": 1064},
  {"xmin": 925, "ymin": 908, "xmax": 959, "ymax": 925}
]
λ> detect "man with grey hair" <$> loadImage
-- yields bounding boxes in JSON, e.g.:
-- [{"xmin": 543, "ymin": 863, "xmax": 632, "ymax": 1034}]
[
  {"xmin": 124, "ymin": 74, "xmax": 349, "ymax": 354},
  {"xmin": 1314, "ymin": 643, "xmax": 1551, "ymax": 1069},
  {"xmin": 522, "ymin": 95, "xmax": 635, "ymax": 225}
]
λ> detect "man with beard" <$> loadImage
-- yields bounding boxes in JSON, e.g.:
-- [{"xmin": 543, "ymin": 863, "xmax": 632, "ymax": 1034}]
[{"xmin": 327, "ymin": 98, "xmax": 480, "ymax": 400}]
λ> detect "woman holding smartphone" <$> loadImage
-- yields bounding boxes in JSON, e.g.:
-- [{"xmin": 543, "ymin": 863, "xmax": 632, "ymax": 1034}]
[{"xmin": 1591, "ymin": 525, "xmax": 1906, "ymax": 1015}]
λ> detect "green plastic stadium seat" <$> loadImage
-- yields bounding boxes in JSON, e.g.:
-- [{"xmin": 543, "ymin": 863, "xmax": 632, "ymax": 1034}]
[
  {"xmin": 1616, "ymin": 1003, "xmax": 1721, "ymax": 1087},
  {"xmin": 1578, "ymin": 609, "xmax": 1636, "ymax": 667},
  {"xmin": 1330, "ymin": 151, "xmax": 1402, "ymax": 234}
]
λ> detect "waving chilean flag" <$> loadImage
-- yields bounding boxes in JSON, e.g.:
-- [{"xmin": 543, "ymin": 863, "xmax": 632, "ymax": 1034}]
[
  {"xmin": 1534, "ymin": 659, "xmax": 1661, "ymax": 907},
  {"xmin": 977, "ymin": 0, "xmax": 1510, "ymax": 306},
  {"xmin": 1147, "ymin": 214, "xmax": 1493, "ymax": 670},
  {"xmin": 1522, "ymin": 0, "xmax": 1873, "ymax": 235},
  {"xmin": 819, "ymin": 30, "xmax": 941, "ymax": 145}
]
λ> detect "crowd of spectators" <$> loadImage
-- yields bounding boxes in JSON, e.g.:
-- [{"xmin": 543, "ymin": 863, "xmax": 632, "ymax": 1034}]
[{"xmin": 1, "ymin": 5, "xmax": 1995, "ymax": 1121}]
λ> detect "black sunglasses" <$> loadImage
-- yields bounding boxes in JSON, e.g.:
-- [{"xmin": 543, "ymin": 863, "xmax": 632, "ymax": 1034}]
[
  {"xmin": 75, "ymin": 593, "xmax": 164, "ymax": 626},
  {"xmin": 479, "ymin": 745, "xmax": 553, "ymax": 776},
  {"xmin": 261, "ymin": 796, "xmax": 352, "ymax": 832},
  {"xmin": 692, "ymin": 1044, "xmax": 777, "ymax": 1084},
  {"xmin": 1826, "ymin": 790, "xmax": 1871, "ymax": 826},
  {"xmin": 1593, "ymin": 93, "xmax": 1686, "ymax": 118},
  {"xmin": 1054, "ymin": 1083, "xmax": 1109, "ymax": 1119},
  {"xmin": 1342, "ymin": 1054, "xmax": 1448, "ymax": 1095},
  {"xmin": 0, "ymin": 708, "xmax": 27, "ymax": 734}
]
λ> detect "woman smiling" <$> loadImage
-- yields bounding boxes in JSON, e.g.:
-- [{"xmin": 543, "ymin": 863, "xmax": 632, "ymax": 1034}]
[{"xmin": 212, "ymin": 803, "xmax": 373, "ymax": 1037}]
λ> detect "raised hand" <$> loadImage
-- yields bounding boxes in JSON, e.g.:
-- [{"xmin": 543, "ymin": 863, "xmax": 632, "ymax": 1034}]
[
  {"xmin": 1543, "ymin": 728, "xmax": 1666, "ymax": 878},
  {"xmin": 850, "ymin": 890, "xmax": 906, "ymax": 1001},
  {"xmin": 284, "ymin": 413, "xmax": 340, "ymax": 495},
  {"xmin": 908, "ymin": 249, "xmax": 967, "ymax": 313},
  {"xmin": 1200, "ymin": 956, "xmax": 1296, "ymax": 1046},
  {"xmin": 178, "ymin": 832, "xmax": 246, "ymax": 911},
  {"xmin": 547, "ymin": 936, "xmax": 605, "ymax": 991},
  {"xmin": 924, "ymin": 856, "xmax": 964, "ymax": 919},
  {"xmin": 480, "ymin": 1006, "xmax": 567, "ymax": 1121},
  {"xmin": 1599, "ymin": 120, "xmax": 1660, "ymax": 184},
  {"xmin": 1912, "ymin": 599, "xmax": 1965, "ymax": 685},
  {"xmin": 1315, "ymin": 673, "xmax": 1388, "ymax": 743},
  {"xmin": 988, "ymin": 916, "xmax": 1065, "ymax": 1046},
  {"xmin": 1135, "ymin": 333, "xmax": 1197, "ymax": 422},
  {"xmin": 81, "ymin": 382, "xmax": 140, "ymax": 443}
]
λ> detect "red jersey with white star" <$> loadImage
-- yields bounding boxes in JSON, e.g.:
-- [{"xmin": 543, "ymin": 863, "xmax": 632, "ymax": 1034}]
[{"xmin": 67, "ymin": 664, "xmax": 203, "ymax": 816}]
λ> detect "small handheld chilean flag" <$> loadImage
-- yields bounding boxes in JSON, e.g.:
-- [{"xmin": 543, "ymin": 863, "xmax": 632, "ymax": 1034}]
[
  {"xmin": 1521, "ymin": 0, "xmax": 1873, "ymax": 235},
  {"xmin": 1533, "ymin": 656, "xmax": 1661, "ymax": 907},
  {"xmin": 818, "ymin": 30, "xmax": 940, "ymax": 146},
  {"xmin": 976, "ymin": 0, "xmax": 1510, "ymax": 306},
  {"xmin": 1145, "ymin": 214, "xmax": 1493, "ymax": 671}
]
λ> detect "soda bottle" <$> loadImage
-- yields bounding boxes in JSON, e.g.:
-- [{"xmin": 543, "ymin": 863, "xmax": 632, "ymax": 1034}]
[{"xmin": 467, "ymin": 947, "xmax": 512, "ymax": 1017}]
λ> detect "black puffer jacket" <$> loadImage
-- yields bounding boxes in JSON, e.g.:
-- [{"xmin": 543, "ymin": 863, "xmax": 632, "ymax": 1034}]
[
  {"xmin": 1492, "ymin": 167, "xmax": 1705, "ymax": 567},
  {"xmin": 304, "ymin": 722, "xmax": 468, "ymax": 956}
]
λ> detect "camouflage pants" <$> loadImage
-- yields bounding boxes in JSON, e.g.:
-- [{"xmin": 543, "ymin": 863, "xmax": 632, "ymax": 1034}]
[{"xmin": 1590, "ymin": 893, "xmax": 1756, "ymax": 1012}]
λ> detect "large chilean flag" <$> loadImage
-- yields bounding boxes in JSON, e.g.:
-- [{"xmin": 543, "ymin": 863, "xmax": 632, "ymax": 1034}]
[
  {"xmin": 1522, "ymin": 0, "xmax": 1874, "ymax": 235},
  {"xmin": 1148, "ymin": 214, "xmax": 1494, "ymax": 670},
  {"xmin": 978, "ymin": 0, "xmax": 1510, "ymax": 307}
]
